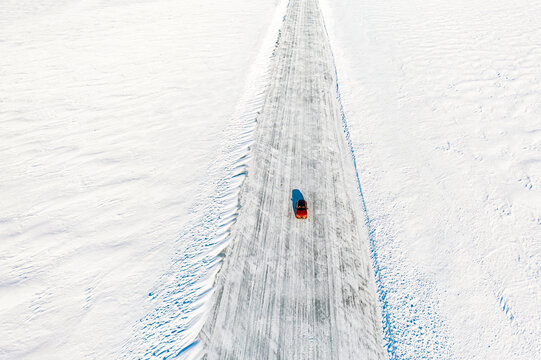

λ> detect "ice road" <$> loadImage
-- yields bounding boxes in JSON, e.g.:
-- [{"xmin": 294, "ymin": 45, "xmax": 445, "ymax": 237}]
[{"xmin": 199, "ymin": 0, "xmax": 386, "ymax": 358}]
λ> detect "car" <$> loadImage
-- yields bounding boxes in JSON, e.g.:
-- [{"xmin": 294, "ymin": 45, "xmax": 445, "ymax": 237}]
[{"xmin": 295, "ymin": 199, "xmax": 308, "ymax": 219}]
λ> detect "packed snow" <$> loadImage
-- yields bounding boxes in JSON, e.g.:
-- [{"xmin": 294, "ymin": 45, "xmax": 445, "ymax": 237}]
[{"xmin": 200, "ymin": 0, "xmax": 384, "ymax": 358}]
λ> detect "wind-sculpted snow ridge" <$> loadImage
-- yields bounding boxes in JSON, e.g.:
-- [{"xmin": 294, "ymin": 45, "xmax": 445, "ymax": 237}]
[
  {"xmin": 120, "ymin": 1, "xmax": 289, "ymax": 359},
  {"xmin": 199, "ymin": 0, "xmax": 385, "ymax": 358}
]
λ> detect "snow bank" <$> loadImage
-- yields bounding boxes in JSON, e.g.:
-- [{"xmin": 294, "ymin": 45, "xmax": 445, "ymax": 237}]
[
  {"xmin": 0, "ymin": 0, "xmax": 277, "ymax": 358},
  {"xmin": 320, "ymin": 0, "xmax": 541, "ymax": 359}
]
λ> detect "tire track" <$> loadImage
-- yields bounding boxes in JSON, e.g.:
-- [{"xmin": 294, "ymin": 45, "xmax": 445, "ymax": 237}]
[{"xmin": 200, "ymin": 0, "xmax": 385, "ymax": 358}]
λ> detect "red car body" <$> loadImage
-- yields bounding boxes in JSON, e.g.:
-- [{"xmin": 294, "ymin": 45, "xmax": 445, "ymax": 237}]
[{"xmin": 295, "ymin": 199, "xmax": 308, "ymax": 219}]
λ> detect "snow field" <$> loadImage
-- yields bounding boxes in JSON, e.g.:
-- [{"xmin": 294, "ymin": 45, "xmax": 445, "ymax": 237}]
[
  {"xmin": 0, "ymin": 0, "xmax": 278, "ymax": 358},
  {"xmin": 321, "ymin": 0, "xmax": 541, "ymax": 359},
  {"xmin": 3, "ymin": 0, "xmax": 540, "ymax": 358}
]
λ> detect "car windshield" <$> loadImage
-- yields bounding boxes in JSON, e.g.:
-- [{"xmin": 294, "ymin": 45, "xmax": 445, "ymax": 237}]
[{"xmin": 298, "ymin": 200, "xmax": 306, "ymax": 207}]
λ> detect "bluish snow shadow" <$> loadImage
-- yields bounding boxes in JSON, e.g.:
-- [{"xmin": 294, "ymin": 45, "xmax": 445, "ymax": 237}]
[{"xmin": 291, "ymin": 189, "xmax": 304, "ymax": 215}]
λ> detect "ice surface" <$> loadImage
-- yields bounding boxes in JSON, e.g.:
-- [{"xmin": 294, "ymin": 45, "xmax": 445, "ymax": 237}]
[{"xmin": 200, "ymin": 0, "xmax": 384, "ymax": 358}]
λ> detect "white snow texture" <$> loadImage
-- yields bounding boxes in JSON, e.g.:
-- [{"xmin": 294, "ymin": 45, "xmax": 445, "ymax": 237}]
[{"xmin": 1, "ymin": 0, "xmax": 540, "ymax": 359}]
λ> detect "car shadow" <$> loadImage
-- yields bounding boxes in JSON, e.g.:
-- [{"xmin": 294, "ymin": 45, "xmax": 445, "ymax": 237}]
[{"xmin": 291, "ymin": 189, "xmax": 304, "ymax": 214}]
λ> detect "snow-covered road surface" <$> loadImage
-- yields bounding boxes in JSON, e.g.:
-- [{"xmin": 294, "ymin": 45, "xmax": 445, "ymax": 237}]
[{"xmin": 200, "ymin": 0, "xmax": 385, "ymax": 358}]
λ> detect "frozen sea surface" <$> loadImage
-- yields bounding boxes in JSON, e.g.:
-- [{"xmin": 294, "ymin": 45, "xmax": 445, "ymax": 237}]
[
  {"xmin": 321, "ymin": 0, "xmax": 541, "ymax": 358},
  {"xmin": 0, "ymin": 0, "xmax": 277, "ymax": 358},
  {"xmin": 2, "ymin": 0, "xmax": 540, "ymax": 358}
]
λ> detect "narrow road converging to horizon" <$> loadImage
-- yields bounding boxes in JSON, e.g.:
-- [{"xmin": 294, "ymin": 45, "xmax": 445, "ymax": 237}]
[{"xmin": 200, "ymin": 0, "xmax": 385, "ymax": 358}]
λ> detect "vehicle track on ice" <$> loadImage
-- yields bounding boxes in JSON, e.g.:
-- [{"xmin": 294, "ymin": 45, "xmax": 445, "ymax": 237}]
[{"xmin": 200, "ymin": 0, "xmax": 385, "ymax": 358}]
